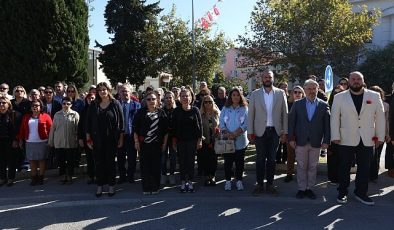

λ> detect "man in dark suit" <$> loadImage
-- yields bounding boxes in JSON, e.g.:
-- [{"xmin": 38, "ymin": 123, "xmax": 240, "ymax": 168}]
[{"xmin": 288, "ymin": 79, "xmax": 330, "ymax": 199}]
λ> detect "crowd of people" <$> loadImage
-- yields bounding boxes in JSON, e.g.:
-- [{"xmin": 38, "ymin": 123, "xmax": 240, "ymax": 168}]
[{"xmin": 0, "ymin": 70, "xmax": 393, "ymax": 206}]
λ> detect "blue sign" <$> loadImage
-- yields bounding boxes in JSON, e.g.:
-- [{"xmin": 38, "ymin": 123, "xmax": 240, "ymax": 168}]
[{"xmin": 324, "ymin": 65, "xmax": 333, "ymax": 93}]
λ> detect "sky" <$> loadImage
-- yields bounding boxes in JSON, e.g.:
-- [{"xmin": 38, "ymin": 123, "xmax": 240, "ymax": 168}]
[{"xmin": 88, "ymin": 0, "xmax": 257, "ymax": 48}]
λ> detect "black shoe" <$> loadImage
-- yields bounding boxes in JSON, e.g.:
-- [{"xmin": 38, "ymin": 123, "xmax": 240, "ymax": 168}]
[
  {"xmin": 37, "ymin": 175, "xmax": 44, "ymax": 185},
  {"xmin": 30, "ymin": 176, "xmax": 38, "ymax": 186},
  {"xmin": 87, "ymin": 178, "xmax": 95, "ymax": 185},
  {"xmin": 305, "ymin": 189, "xmax": 316, "ymax": 200},
  {"xmin": 6, "ymin": 179, "xmax": 15, "ymax": 187},
  {"xmin": 128, "ymin": 177, "xmax": 135, "ymax": 184},
  {"xmin": 354, "ymin": 193, "xmax": 374, "ymax": 206},
  {"xmin": 252, "ymin": 184, "xmax": 264, "ymax": 196},
  {"xmin": 95, "ymin": 186, "xmax": 103, "ymax": 198},
  {"xmin": 117, "ymin": 177, "xmax": 126, "ymax": 184},
  {"xmin": 296, "ymin": 190, "xmax": 305, "ymax": 199},
  {"xmin": 337, "ymin": 194, "xmax": 348, "ymax": 204},
  {"xmin": 209, "ymin": 178, "xmax": 216, "ymax": 186},
  {"xmin": 61, "ymin": 176, "xmax": 68, "ymax": 185},
  {"xmin": 266, "ymin": 184, "xmax": 279, "ymax": 196},
  {"xmin": 284, "ymin": 175, "xmax": 293, "ymax": 183}
]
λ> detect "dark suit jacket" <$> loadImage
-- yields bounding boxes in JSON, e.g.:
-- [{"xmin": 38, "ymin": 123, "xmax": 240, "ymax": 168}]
[
  {"xmin": 288, "ymin": 97, "xmax": 331, "ymax": 148},
  {"xmin": 42, "ymin": 99, "xmax": 62, "ymax": 119}
]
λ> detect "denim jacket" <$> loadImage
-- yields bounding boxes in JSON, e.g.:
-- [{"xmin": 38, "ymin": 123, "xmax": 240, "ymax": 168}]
[{"xmin": 219, "ymin": 105, "xmax": 249, "ymax": 150}]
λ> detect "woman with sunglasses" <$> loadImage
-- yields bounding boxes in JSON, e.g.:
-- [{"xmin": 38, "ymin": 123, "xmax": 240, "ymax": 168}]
[
  {"xmin": 0, "ymin": 97, "xmax": 22, "ymax": 186},
  {"xmin": 18, "ymin": 99, "xmax": 52, "ymax": 185},
  {"xmin": 86, "ymin": 82, "xmax": 124, "ymax": 197},
  {"xmin": 48, "ymin": 97, "xmax": 80, "ymax": 184},
  {"xmin": 11, "ymin": 86, "xmax": 30, "ymax": 115},
  {"xmin": 42, "ymin": 87, "xmax": 62, "ymax": 119},
  {"xmin": 78, "ymin": 92, "xmax": 96, "ymax": 184},
  {"xmin": 200, "ymin": 95, "xmax": 220, "ymax": 186},
  {"xmin": 66, "ymin": 85, "xmax": 85, "ymax": 115},
  {"xmin": 284, "ymin": 86, "xmax": 305, "ymax": 182},
  {"xmin": 133, "ymin": 92, "xmax": 168, "ymax": 195},
  {"xmin": 219, "ymin": 88, "xmax": 249, "ymax": 191}
]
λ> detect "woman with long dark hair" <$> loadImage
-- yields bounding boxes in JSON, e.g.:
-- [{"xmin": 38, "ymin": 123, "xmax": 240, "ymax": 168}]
[
  {"xmin": 86, "ymin": 82, "xmax": 124, "ymax": 197},
  {"xmin": 18, "ymin": 99, "xmax": 52, "ymax": 185},
  {"xmin": 219, "ymin": 88, "xmax": 249, "ymax": 191}
]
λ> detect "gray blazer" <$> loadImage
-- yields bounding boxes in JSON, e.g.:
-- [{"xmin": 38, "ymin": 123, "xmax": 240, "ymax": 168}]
[
  {"xmin": 288, "ymin": 97, "xmax": 331, "ymax": 148},
  {"xmin": 247, "ymin": 86, "xmax": 288, "ymax": 137}
]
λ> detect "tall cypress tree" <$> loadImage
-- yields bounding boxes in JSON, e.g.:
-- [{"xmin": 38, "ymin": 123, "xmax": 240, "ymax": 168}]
[
  {"xmin": 0, "ymin": 0, "xmax": 89, "ymax": 90},
  {"xmin": 96, "ymin": 0, "xmax": 162, "ymax": 87}
]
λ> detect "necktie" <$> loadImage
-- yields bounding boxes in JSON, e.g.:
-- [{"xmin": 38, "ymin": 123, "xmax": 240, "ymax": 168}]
[{"xmin": 123, "ymin": 103, "xmax": 128, "ymax": 134}]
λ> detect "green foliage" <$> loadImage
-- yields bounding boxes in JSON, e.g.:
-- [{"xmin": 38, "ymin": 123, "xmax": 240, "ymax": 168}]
[
  {"xmin": 239, "ymin": 0, "xmax": 380, "ymax": 80},
  {"xmin": 212, "ymin": 70, "xmax": 248, "ymax": 95},
  {"xmin": 0, "ymin": 0, "xmax": 89, "ymax": 90},
  {"xmin": 96, "ymin": 0, "xmax": 162, "ymax": 87},
  {"xmin": 359, "ymin": 42, "xmax": 394, "ymax": 94},
  {"xmin": 158, "ymin": 5, "xmax": 231, "ymax": 88}
]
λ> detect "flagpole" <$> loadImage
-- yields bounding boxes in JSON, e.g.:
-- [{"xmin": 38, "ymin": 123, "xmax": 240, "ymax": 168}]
[{"xmin": 192, "ymin": 0, "xmax": 196, "ymax": 92}]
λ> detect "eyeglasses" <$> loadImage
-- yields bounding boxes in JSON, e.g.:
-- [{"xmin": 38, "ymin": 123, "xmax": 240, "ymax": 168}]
[
  {"xmin": 339, "ymin": 82, "xmax": 348, "ymax": 86},
  {"xmin": 44, "ymin": 91, "xmax": 53, "ymax": 94},
  {"xmin": 204, "ymin": 101, "xmax": 213, "ymax": 104},
  {"xmin": 293, "ymin": 91, "xmax": 302, "ymax": 94},
  {"xmin": 15, "ymin": 90, "xmax": 24, "ymax": 93},
  {"xmin": 0, "ymin": 102, "xmax": 7, "ymax": 105},
  {"xmin": 0, "ymin": 88, "xmax": 8, "ymax": 90},
  {"xmin": 146, "ymin": 98, "xmax": 157, "ymax": 101},
  {"xmin": 62, "ymin": 102, "xmax": 72, "ymax": 105},
  {"xmin": 31, "ymin": 104, "xmax": 40, "ymax": 107}
]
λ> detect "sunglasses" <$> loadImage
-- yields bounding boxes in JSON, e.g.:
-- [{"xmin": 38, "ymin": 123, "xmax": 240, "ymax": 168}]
[
  {"xmin": 293, "ymin": 91, "xmax": 302, "ymax": 94},
  {"xmin": 31, "ymin": 104, "xmax": 40, "ymax": 107},
  {"xmin": 339, "ymin": 82, "xmax": 348, "ymax": 86},
  {"xmin": 146, "ymin": 98, "xmax": 157, "ymax": 101},
  {"xmin": 204, "ymin": 101, "xmax": 213, "ymax": 104},
  {"xmin": 45, "ymin": 91, "xmax": 53, "ymax": 94},
  {"xmin": 15, "ymin": 90, "xmax": 24, "ymax": 93},
  {"xmin": 67, "ymin": 90, "xmax": 75, "ymax": 93},
  {"xmin": 62, "ymin": 102, "xmax": 72, "ymax": 105},
  {"xmin": 0, "ymin": 101, "xmax": 7, "ymax": 105},
  {"xmin": 0, "ymin": 88, "xmax": 8, "ymax": 90}
]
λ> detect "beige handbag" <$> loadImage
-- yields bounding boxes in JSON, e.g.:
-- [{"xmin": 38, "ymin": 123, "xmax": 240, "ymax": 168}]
[{"xmin": 214, "ymin": 133, "xmax": 235, "ymax": 154}]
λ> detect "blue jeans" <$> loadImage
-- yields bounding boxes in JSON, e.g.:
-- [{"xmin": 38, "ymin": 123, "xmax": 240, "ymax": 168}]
[
  {"xmin": 255, "ymin": 128, "xmax": 280, "ymax": 185},
  {"xmin": 117, "ymin": 134, "xmax": 137, "ymax": 180}
]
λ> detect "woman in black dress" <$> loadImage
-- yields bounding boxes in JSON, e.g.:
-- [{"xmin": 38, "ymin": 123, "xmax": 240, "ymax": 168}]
[
  {"xmin": 86, "ymin": 82, "xmax": 124, "ymax": 197},
  {"xmin": 133, "ymin": 92, "xmax": 168, "ymax": 195}
]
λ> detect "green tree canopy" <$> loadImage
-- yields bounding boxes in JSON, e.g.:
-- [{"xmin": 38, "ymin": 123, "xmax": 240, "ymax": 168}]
[
  {"xmin": 96, "ymin": 0, "xmax": 162, "ymax": 87},
  {"xmin": 239, "ymin": 0, "xmax": 380, "ymax": 80},
  {"xmin": 0, "ymin": 0, "xmax": 89, "ymax": 90},
  {"xmin": 359, "ymin": 42, "xmax": 394, "ymax": 94}
]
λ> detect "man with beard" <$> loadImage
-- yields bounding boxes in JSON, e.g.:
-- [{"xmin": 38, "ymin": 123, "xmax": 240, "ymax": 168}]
[
  {"xmin": 248, "ymin": 70, "xmax": 288, "ymax": 195},
  {"xmin": 331, "ymin": 71, "xmax": 385, "ymax": 205}
]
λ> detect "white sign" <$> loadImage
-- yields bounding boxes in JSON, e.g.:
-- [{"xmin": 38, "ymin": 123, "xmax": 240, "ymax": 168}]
[{"xmin": 324, "ymin": 65, "xmax": 334, "ymax": 93}]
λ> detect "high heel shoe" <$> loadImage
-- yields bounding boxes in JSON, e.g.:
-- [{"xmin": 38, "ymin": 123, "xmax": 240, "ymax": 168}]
[
  {"xmin": 108, "ymin": 186, "xmax": 115, "ymax": 197},
  {"xmin": 95, "ymin": 186, "xmax": 103, "ymax": 198}
]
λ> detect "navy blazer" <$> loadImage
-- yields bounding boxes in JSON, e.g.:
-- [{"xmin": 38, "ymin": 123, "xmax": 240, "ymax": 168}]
[{"xmin": 288, "ymin": 97, "xmax": 331, "ymax": 148}]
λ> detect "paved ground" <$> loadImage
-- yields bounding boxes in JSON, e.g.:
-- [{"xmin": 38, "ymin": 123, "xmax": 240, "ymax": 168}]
[{"xmin": 0, "ymin": 145, "xmax": 393, "ymax": 230}]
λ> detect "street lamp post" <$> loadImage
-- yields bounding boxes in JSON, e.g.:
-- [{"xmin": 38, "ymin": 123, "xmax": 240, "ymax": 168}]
[{"xmin": 191, "ymin": 0, "xmax": 196, "ymax": 92}]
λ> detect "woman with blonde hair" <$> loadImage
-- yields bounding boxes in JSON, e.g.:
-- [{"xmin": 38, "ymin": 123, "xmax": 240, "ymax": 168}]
[{"xmin": 199, "ymin": 95, "xmax": 220, "ymax": 186}]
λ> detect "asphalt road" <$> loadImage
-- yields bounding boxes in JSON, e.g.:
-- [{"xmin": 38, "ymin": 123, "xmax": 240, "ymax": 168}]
[{"xmin": 0, "ymin": 169, "xmax": 393, "ymax": 230}]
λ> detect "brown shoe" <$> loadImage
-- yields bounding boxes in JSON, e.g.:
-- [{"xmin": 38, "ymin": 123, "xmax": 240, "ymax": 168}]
[
  {"xmin": 252, "ymin": 184, "xmax": 264, "ymax": 196},
  {"xmin": 388, "ymin": 170, "xmax": 394, "ymax": 178},
  {"xmin": 266, "ymin": 184, "xmax": 279, "ymax": 196}
]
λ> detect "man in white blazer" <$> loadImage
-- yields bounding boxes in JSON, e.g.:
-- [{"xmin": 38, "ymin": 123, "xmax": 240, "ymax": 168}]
[
  {"xmin": 331, "ymin": 71, "xmax": 385, "ymax": 206},
  {"xmin": 248, "ymin": 70, "xmax": 288, "ymax": 195}
]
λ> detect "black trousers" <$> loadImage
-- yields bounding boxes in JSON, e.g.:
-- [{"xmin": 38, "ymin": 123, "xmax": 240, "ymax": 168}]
[
  {"xmin": 56, "ymin": 148, "xmax": 76, "ymax": 177},
  {"xmin": 84, "ymin": 144, "xmax": 95, "ymax": 179},
  {"xmin": 255, "ymin": 128, "xmax": 280, "ymax": 185},
  {"xmin": 117, "ymin": 134, "xmax": 137, "ymax": 180},
  {"xmin": 224, "ymin": 148, "xmax": 245, "ymax": 181},
  {"xmin": 140, "ymin": 142, "xmax": 161, "ymax": 192},
  {"xmin": 200, "ymin": 143, "xmax": 217, "ymax": 177},
  {"xmin": 327, "ymin": 143, "xmax": 339, "ymax": 183},
  {"xmin": 94, "ymin": 140, "xmax": 117, "ymax": 186},
  {"xmin": 0, "ymin": 138, "xmax": 17, "ymax": 180},
  {"xmin": 178, "ymin": 140, "xmax": 197, "ymax": 181},
  {"xmin": 385, "ymin": 142, "xmax": 394, "ymax": 170},
  {"xmin": 338, "ymin": 141, "xmax": 372, "ymax": 196}
]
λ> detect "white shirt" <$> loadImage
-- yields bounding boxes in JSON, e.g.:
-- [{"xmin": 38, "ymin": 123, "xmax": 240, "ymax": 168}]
[
  {"xmin": 46, "ymin": 103, "xmax": 52, "ymax": 115},
  {"xmin": 27, "ymin": 118, "xmax": 46, "ymax": 142},
  {"xmin": 263, "ymin": 88, "xmax": 274, "ymax": 126}
]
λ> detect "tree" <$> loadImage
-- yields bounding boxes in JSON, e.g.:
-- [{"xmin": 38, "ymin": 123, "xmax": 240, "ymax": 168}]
[
  {"xmin": 359, "ymin": 42, "xmax": 394, "ymax": 94},
  {"xmin": 158, "ymin": 5, "xmax": 230, "ymax": 87},
  {"xmin": 0, "ymin": 0, "xmax": 89, "ymax": 90},
  {"xmin": 239, "ymin": 0, "xmax": 380, "ymax": 80},
  {"xmin": 96, "ymin": 0, "xmax": 162, "ymax": 87}
]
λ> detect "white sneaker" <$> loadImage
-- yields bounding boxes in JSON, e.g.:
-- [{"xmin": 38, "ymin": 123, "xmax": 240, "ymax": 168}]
[
  {"xmin": 236, "ymin": 180, "xmax": 244, "ymax": 191},
  {"xmin": 224, "ymin": 180, "xmax": 232, "ymax": 191},
  {"xmin": 160, "ymin": 175, "xmax": 167, "ymax": 185},
  {"xmin": 169, "ymin": 175, "xmax": 176, "ymax": 185}
]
